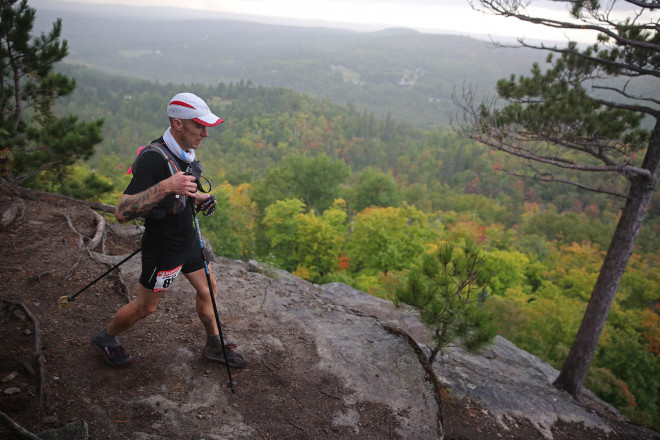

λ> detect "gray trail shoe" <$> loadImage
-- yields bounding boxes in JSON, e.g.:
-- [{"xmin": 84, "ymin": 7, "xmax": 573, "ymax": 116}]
[
  {"xmin": 90, "ymin": 337, "xmax": 133, "ymax": 368},
  {"xmin": 202, "ymin": 343, "xmax": 246, "ymax": 369}
]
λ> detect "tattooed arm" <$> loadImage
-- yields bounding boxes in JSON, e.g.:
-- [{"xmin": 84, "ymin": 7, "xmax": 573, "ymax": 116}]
[{"xmin": 114, "ymin": 171, "xmax": 198, "ymax": 223}]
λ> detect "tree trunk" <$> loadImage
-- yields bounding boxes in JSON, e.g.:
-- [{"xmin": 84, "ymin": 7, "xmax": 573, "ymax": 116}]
[{"xmin": 554, "ymin": 120, "xmax": 660, "ymax": 396}]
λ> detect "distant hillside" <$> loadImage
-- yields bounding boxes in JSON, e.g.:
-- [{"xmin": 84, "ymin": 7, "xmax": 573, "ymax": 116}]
[{"xmin": 32, "ymin": 0, "xmax": 547, "ymax": 128}]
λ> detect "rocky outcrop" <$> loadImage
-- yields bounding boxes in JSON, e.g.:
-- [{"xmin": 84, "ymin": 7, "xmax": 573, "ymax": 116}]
[{"xmin": 319, "ymin": 282, "xmax": 635, "ymax": 440}]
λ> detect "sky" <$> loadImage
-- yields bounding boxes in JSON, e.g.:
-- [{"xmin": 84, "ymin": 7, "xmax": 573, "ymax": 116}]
[{"xmin": 57, "ymin": 0, "xmax": 651, "ymax": 44}]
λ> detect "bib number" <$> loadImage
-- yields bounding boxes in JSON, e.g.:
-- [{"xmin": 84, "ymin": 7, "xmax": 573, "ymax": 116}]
[{"xmin": 154, "ymin": 265, "xmax": 183, "ymax": 292}]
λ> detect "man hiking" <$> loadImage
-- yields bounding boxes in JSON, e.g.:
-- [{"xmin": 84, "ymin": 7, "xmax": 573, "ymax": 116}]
[{"xmin": 91, "ymin": 92, "xmax": 246, "ymax": 369}]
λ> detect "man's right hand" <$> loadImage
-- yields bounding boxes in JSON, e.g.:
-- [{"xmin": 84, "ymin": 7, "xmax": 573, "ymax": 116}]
[
  {"xmin": 167, "ymin": 171, "xmax": 199, "ymax": 197},
  {"xmin": 114, "ymin": 172, "xmax": 199, "ymax": 223}
]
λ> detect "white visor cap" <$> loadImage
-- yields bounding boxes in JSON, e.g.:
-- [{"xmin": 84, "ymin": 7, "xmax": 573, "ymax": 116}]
[{"xmin": 167, "ymin": 93, "xmax": 223, "ymax": 127}]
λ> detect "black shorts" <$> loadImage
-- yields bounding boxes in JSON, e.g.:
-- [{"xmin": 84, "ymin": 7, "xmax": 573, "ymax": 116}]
[{"xmin": 139, "ymin": 242, "xmax": 205, "ymax": 291}]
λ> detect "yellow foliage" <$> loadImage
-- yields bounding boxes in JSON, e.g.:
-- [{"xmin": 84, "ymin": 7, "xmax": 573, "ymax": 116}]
[{"xmin": 292, "ymin": 266, "xmax": 311, "ymax": 280}]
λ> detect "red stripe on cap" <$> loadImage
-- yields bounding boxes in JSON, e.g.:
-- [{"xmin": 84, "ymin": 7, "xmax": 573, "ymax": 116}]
[
  {"xmin": 169, "ymin": 100, "xmax": 196, "ymax": 109},
  {"xmin": 193, "ymin": 117, "xmax": 223, "ymax": 127}
]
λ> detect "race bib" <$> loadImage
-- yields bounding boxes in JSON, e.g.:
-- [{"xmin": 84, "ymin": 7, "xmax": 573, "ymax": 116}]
[{"xmin": 154, "ymin": 265, "xmax": 183, "ymax": 292}]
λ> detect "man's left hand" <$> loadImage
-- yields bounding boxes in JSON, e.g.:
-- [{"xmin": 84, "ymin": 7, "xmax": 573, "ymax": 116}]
[{"xmin": 197, "ymin": 194, "xmax": 216, "ymax": 216}]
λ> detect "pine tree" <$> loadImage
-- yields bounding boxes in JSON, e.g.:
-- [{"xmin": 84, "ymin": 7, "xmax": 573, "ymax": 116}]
[
  {"xmin": 0, "ymin": 0, "xmax": 103, "ymax": 184},
  {"xmin": 395, "ymin": 241, "xmax": 496, "ymax": 364},
  {"xmin": 457, "ymin": 1, "xmax": 660, "ymax": 396}
]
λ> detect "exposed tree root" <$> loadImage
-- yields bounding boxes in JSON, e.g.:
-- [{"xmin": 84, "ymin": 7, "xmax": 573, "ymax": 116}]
[
  {"xmin": 28, "ymin": 269, "xmax": 62, "ymax": 283},
  {"xmin": 62, "ymin": 256, "xmax": 83, "ymax": 285},
  {"xmin": 0, "ymin": 298, "xmax": 47, "ymax": 408},
  {"xmin": 0, "ymin": 198, "xmax": 24, "ymax": 229},
  {"xmin": 59, "ymin": 213, "xmax": 86, "ymax": 249},
  {"xmin": 88, "ymin": 251, "xmax": 136, "ymax": 303},
  {"xmin": 9, "ymin": 184, "xmax": 116, "ymax": 214},
  {"xmin": 88, "ymin": 210, "xmax": 106, "ymax": 252},
  {"xmin": 56, "ymin": 205, "xmax": 139, "ymax": 304},
  {"xmin": 0, "ymin": 410, "xmax": 41, "ymax": 440},
  {"xmin": 335, "ymin": 303, "xmax": 446, "ymax": 439},
  {"xmin": 59, "ymin": 209, "xmax": 106, "ymax": 252},
  {"xmin": 55, "ymin": 209, "xmax": 137, "ymax": 303},
  {"xmin": 116, "ymin": 270, "xmax": 132, "ymax": 303},
  {"xmin": 381, "ymin": 322, "xmax": 445, "ymax": 440}
]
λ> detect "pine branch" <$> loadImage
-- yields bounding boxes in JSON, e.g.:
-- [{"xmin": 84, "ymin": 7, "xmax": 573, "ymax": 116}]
[
  {"xmin": 477, "ymin": 0, "xmax": 660, "ymax": 54},
  {"xmin": 593, "ymin": 84, "xmax": 660, "ymax": 106},
  {"xmin": 624, "ymin": 1, "xmax": 660, "ymax": 10},
  {"xmin": 13, "ymin": 160, "xmax": 63, "ymax": 184},
  {"xmin": 505, "ymin": 168, "xmax": 630, "ymax": 198},
  {"xmin": 588, "ymin": 89, "xmax": 660, "ymax": 116},
  {"xmin": 517, "ymin": 40, "xmax": 660, "ymax": 78},
  {"xmin": 472, "ymin": 131, "xmax": 652, "ymax": 179}
]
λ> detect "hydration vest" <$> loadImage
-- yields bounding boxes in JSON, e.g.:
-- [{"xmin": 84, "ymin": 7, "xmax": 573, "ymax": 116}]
[{"xmin": 128, "ymin": 140, "xmax": 203, "ymax": 220}]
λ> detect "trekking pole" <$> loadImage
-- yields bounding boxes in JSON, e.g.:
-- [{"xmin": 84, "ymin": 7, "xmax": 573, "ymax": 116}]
[
  {"xmin": 191, "ymin": 205, "xmax": 237, "ymax": 393},
  {"xmin": 57, "ymin": 248, "xmax": 141, "ymax": 308}
]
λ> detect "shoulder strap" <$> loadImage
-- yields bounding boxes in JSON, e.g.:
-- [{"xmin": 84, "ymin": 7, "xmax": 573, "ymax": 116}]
[
  {"xmin": 128, "ymin": 142, "xmax": 187, "ymax": 218},
  {"xmin": 141, "ymin": 142, "xmax": 181, "ymax": 176},
  {"xmin": 126, "ymin": 140, "xmax": 206, "ymax": 192},
  {"xmin": 126, "ymin": 140, "xmax": 182, "ymax": 177}
]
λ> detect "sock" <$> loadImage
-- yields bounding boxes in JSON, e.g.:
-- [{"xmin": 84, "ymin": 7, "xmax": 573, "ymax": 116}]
[
  {"xmin": 94, "ymin": 329, "xmax": 120, "ymax": 347},
  {"xmin": 206, "ymin": 334, "xmax": 222, "ymax": 348}
]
